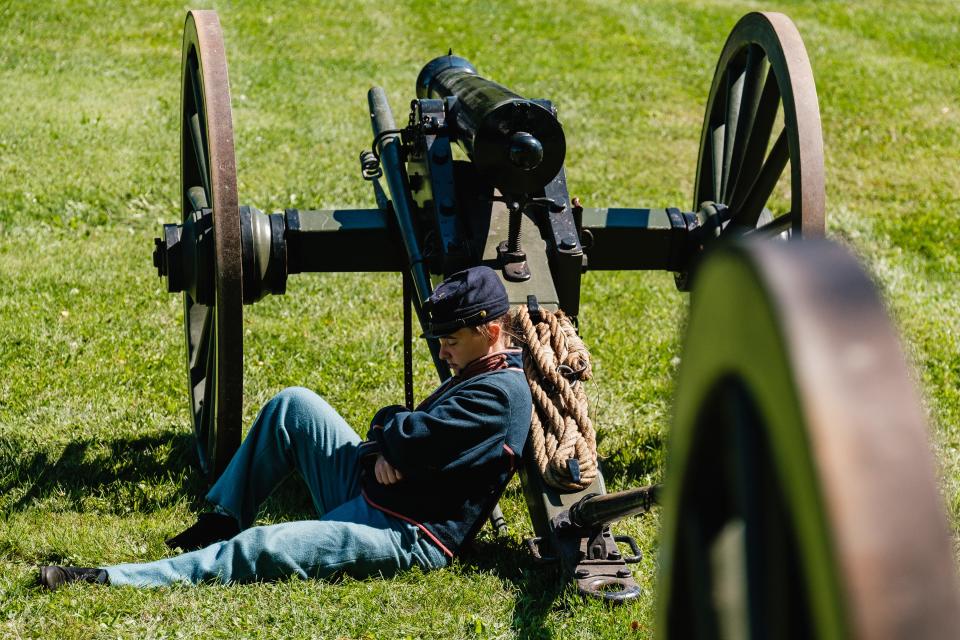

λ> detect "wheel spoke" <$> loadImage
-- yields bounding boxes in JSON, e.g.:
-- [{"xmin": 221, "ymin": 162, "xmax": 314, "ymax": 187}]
[
  {"xmin": 698, "ymin": 127, "xmax": 715, "ymax": 207},
  {"xmin": 734, "ymin": 128, "xmax": 788, "ymax": 228},
  {"xmin": 191, "ymin": 374, "xmax": 206, "ymax": 421},
  {"xmin": 728, "ymin": 66, "xmax": 780, "ymax": 210},
  {"xmin": 709, "ymin": 519, "xmax": 750, "ymax": 638},
  {"xmin": 726, "ymin": 382, "xmax": 767, "ymax": 635},
  {"xmin": 187, "ymin": 55, "xmax": 207, "ymax": 134},
  {"xmin": 681, "ymin": 513, "xmax": 721, "ymax": 637},
  {"xmin": 188, "ymin": 111, "xmax": 211, "ymax": 197},
  {"xmin": 711, "ymin": 124, "xmax": 725, "ymax": 202},
  {"xmin": 185, "ymin": 56, "xmax": 211, "ymax": 198},
  {"xmin": 721, "ymin": 65, "xmax": 745, "ymax": 202},
  {"xmin": 198, "ymin": 305, "xmax": 216, "ymax": 441},
  {"xmin": 750, "ymin": 211, "xmax": 793, "ymax": 238},
  {"xmin": 726, "ymin": 46, "xmax": 768, "ymax": 203},
  {"xmin": 188, "ymin": 302, "xmax": 212, "ymax": 372},
  {"xmin": 207, "ymin": 305, "xmax": 219, "ymax": 456}
]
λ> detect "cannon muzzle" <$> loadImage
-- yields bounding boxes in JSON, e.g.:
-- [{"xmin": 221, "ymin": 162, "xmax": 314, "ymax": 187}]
[{"xmin": 416, "ymin": 55, "xmax": 565, "ymax": 194}]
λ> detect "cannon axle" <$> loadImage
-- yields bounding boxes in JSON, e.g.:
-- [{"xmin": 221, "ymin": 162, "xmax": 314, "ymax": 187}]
[{"xmin": 152, "ymin": 204, "xmax": 287, "ymax": 305}]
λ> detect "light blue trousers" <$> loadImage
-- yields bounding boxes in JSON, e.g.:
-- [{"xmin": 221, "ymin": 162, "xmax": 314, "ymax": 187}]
[{"xmin": 106, "ymin": 387, "xmax": 448, "ymax": 587}]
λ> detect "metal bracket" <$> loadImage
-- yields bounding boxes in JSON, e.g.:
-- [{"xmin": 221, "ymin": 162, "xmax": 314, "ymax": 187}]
[
  {"xmin": 520, "ymin": 485, "xmax": 659, "ymax": 603},
  {"xmin": 549, "ymin": 510, "xmax": 642, "ymax": 603},
  {"xmin": 540, "ymin": 167, "xmax": 583, "ymax": 318},
  {"xmin": 411, "ymin": 98, "xmax": 468, "ymax": 276}
]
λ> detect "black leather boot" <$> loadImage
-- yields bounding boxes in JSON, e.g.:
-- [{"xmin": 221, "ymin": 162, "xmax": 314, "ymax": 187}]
[
  {"xmin": 165, "ymin": 512, "xmax": 240, "ymax": 551},
  {"xmin": 38, "ymin": 566, "xmax": 108, "ymax": 590}
]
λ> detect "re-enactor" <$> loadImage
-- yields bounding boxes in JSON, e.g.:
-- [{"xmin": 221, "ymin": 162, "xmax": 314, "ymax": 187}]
[{"xmin": 39, "ymin": 266, "xmax": 532, "ymax": 589}]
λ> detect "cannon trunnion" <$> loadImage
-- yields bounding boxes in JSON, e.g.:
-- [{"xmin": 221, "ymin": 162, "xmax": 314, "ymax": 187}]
[{"xmin": 151, "ymin": 9, "xmax": 960, "ymax": 633}]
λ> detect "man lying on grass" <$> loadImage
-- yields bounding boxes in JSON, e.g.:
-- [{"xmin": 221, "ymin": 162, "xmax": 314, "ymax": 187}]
[{"xmin": 39, "ymin": 266, "xmax": 532, "ymax": 589}]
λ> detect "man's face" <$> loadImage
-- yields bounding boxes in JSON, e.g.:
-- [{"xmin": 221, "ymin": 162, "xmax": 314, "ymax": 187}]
[{"xmin": 438, "ymin": 327, "xmax": 492, "ymax": 375}]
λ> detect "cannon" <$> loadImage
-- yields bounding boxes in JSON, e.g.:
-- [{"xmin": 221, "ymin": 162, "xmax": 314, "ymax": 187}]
[{"xmin": 151, "ymin": 9, "xmax": 960, "ymax": 634}]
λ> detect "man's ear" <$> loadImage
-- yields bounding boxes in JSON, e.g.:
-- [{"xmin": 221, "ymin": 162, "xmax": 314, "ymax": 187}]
[{"xmin": 487, "ymin": 322, "xmax": 501, "ymax": 346}]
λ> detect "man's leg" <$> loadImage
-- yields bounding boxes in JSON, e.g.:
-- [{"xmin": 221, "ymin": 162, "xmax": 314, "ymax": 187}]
[
  {"xmin": 40, "ymin": 387, "xmax": 377, "ymax": 590},
  {"xmin": 206, "ymin": 386, "xmax": 363, "ymax": 527},
  {"xmin": 166, "ymin": 386, "xmax": 363, "ymax": 551},
  {"xmin": 107, "ymin": 497, "xmax": 448, "ymax": 587}
]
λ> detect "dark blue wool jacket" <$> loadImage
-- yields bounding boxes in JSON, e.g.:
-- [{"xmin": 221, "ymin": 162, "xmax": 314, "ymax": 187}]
[{"xmin": 357, "ymin": 350, "xmax": 531, "ymax": 557}]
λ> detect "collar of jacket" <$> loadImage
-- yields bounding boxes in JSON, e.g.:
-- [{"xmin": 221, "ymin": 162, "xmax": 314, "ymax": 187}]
[
  {"xmin": 416, "ymin": 348, "xmax": 523, "ymax": 411},
  {"xmin": 456, "ymin": 348, "xmax": 522, "ymax": 379}
]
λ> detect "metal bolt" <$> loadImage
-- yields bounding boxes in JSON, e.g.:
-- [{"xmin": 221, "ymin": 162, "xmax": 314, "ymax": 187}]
[
  {"xmin": 617, "ymin": 568, "xmax": 631, "ymax": 578},
  {"xmin": 574, "ymin": 569, "xmax": 589, "ymax": 579},
  {"xmin": 560, "ymin": 235, "xmax": 577, "ymax": 250}
]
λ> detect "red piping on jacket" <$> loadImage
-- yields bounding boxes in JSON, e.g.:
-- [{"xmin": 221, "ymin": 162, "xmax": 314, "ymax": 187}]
[
  {"xmin": 361, "ymin": 489, "xmax": 454, "ymax": 558},
  {"xmin": 503, "ymin": 444, "xmax": 516, "ymax": 471}
]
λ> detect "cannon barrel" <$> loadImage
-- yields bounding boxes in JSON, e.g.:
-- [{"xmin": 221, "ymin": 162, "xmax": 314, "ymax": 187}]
[
  {"xmin": 568, "ymin": 485, "xmax": 659, "ymax": 529},
  {"xmin": 416, "ymin": 55, "xmax": 565, "ymax": 194}
]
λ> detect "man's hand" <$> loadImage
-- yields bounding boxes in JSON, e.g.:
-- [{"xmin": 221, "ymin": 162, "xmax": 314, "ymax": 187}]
[{"xmin": 374, "ymin": 454, "xmax": 404, "ymax": 485}]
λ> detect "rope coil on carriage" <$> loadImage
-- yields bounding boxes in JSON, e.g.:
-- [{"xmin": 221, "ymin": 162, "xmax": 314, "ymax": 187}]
[{"xmin": 514, "ymin": 305, "xmax": 598, "ymax": 491}]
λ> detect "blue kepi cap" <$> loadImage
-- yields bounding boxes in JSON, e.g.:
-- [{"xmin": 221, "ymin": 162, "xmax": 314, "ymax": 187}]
[{"xmin": 421, "ymin": 266, "xmax": 509, "ymax": 338}]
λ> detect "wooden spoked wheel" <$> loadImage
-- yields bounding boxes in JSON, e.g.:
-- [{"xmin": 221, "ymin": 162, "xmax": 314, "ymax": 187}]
[
  {"xmin": 180, "ymin": 11, "xmax": 243, "ymax": 480},
  {"xmin": 657, "ymin": 241, "xmax": 959, "ymax": 638},
  {"xmin": 694, "ymin": 12, "xmax": 824, "ymax": 238}
]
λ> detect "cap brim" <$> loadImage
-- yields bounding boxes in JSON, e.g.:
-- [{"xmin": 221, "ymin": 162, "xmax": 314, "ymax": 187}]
[{"xmin": 420, "ymin": 326, "xmax": 456, "ymax": 339}]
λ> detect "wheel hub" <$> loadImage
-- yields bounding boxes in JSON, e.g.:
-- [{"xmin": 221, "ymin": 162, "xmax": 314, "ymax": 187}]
[
  {"xmin": 153, "ymin": 204, "xmax": 288, "ymax": 306},
  {"xmin": 153, "ymin": 207, "xmax": 215, "ymax": 306}
]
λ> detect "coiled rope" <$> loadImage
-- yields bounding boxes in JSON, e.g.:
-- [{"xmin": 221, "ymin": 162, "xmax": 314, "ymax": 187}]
[{"xmin": 515, "ymin": 305, "xmax": 598, "ymax": 491}]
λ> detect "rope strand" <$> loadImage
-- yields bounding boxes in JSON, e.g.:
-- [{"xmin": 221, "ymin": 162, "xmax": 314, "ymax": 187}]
[{"xmin": 515, "ymin": 305, "xmax": 597, "ymax": 491}]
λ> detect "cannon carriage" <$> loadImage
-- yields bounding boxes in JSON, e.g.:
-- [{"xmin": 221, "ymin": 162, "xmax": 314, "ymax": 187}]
[{"xmin": 151, "ymin": 10, "xmax": 959, "ymax": 636}]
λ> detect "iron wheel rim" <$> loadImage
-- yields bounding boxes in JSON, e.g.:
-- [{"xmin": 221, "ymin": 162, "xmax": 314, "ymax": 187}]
[
  {"xmin": 180, "ymin": 10, "xmax": 242, "ymax": 479},
  {"xmin": 693, "ymin": 12, "xmax": 825, "ymax": 239},
  {"xmin": 657, "ymin": 240, "xmax": 959, "ymax": 637}
]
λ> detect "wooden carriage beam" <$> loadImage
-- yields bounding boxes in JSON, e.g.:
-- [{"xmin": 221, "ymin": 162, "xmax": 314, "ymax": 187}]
[{"xmin": 284, "ymin": 208, "xmax": 405, "ymax": 273}]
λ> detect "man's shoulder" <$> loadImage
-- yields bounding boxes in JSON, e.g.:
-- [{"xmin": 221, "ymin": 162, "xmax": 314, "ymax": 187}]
[
  {"xmin": 430, "ymin": 370, "xmax": 530, "ymax": 418},
  {"xmin": 463, "ymin": 366, "xmax": 529, "ymax": 396}
]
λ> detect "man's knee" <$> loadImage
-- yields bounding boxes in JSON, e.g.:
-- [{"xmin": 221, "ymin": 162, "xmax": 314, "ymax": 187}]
[
  {"xmin": 265, "ymin": 387, "xmax": 338, "ymax": 440},
  {"xmin": 272, "ymin": 386, "xmax": 323, "ymax": 409}
]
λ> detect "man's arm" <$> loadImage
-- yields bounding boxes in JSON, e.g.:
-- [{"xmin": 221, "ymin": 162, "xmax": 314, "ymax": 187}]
[{"xmin": 368, "ymin": 381, "xmax": 512, "ymax": 477}]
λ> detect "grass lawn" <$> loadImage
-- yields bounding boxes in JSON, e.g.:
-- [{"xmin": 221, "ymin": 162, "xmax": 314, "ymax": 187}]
[{"xmin": 1, "ymin": 0, "xmax": 957, "ymax": 638}]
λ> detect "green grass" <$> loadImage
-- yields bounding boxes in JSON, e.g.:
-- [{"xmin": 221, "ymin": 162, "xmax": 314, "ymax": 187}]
[{"xmin": 1, "ymin": 0, "xmax": 957, "ymax": 637}]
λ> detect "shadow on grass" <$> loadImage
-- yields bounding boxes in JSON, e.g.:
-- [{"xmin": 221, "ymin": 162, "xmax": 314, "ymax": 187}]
[
  {"xmin": 598, "ymin": 428, "xmax": 665, "ymax": 488},
  {"xmin": 3, "ymin": 429, "xmax": 644, "ymax": 637},
  {"xmin": 0, "ymin": 428, "xmax": 324, "ymax": 520},
  {"xmin": 459, "ymin": 539, "xmax": 567, "ymax": 640},
  {"xmin": 0, "ymin": 430, "xmax": 207, "ymax": 514}
]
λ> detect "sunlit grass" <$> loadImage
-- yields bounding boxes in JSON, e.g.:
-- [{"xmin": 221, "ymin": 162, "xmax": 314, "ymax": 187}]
[{"xmin": 1, "ymin": 1, "xmax": 957, "ymax": 637}]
